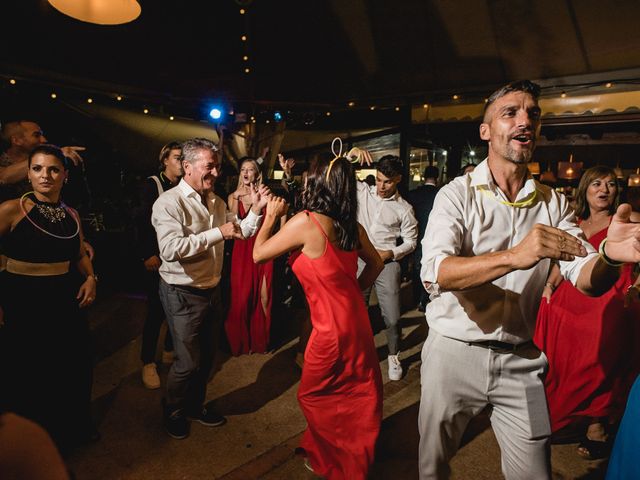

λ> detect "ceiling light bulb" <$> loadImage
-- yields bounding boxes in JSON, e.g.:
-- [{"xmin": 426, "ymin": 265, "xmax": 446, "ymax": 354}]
[
  {"xmin": 326, "ymin": 112, "xmax": 331, "ymax": 116},
  {"xmin": 51, "ymin": 93, "xmax": 57, "ymax": 99},
  {"xmin": 143, "ymin": 108, "xmax": 149, "ymax": 114},
  {"xmin": 348, "ymin": 101, "xmax": 355, "ymax": 107},
  {"xmin": 561, "ymin": 92, "xmax": 567, "ymax": 98},
  {"xmin": 116, "ymin": 95, "xmax": 123, "ymax": 101},
  {"xmin": 453, "ymin": 94, "xmax": 459, "ymax": 100},
  {"xmin": 48, "ymin": 0, "xmax": 141, "ymax": 25},
  {"xmin": 87, "ymin": 98, "xmax": 93, "ymax": 103},
  {"xmin": 9, "ymin": 79, "xmax": 16, "ymax": 85},
  {"xmin": 169, "ymin": 116, "xmax": 174, "ymax": 121},
  {"xmin": 605, "ymin": 82, "xmax": 613, "ymax": 88},
  {"xmin": 241, "ymin": 35, "xmax": 247, "ymax": 41}
]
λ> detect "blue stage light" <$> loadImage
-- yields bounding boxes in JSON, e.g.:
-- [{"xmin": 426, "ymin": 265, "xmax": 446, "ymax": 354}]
[
  {"xmin": 273, "ymin": 111, "xmax": 282, "ymax": 122},
  {"xmin": 209, "ymin": 108, "xmax": 223, "ymax": 120}
]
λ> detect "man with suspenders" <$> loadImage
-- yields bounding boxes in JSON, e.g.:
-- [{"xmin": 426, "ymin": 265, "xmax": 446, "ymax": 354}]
[{"xmin": 135, "ymin": 141, "xmax": 183, "ymax": 389}]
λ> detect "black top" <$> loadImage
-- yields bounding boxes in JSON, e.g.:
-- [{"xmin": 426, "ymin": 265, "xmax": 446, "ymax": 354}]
[
  {"xmin": 134, "ymin": 174, "xmax": 178, "ymax": 261},
  {"xmin": 4, "ymin": 194, "xmax": 80, "ymax": 263},
  {"xmin": 405, "ymin": 184, "xmax": 439, "ymax": 251}
]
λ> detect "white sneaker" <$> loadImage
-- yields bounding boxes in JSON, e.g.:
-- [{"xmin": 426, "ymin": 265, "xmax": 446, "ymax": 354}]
[
  {"xmin": 388, "ymin": 354, "xmax": 403, "ymax": 381},
  {"xmin": 142, "ymin": 363, "xmax": 161, "ymax": 389},
  {"xmin": 161, "ymin": 350, "xmax": 174, "ymax": 365}
]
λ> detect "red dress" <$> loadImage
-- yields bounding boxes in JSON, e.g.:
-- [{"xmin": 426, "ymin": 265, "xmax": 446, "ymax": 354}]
[
  {"xmin": 225, "ymin": 202, "xmax": 273, "ymax": 355},
  {"xmin": 535, "ymin": 226, "xmax": 640, "ymax": 432},
  {"xmin": 291, "ymin": 212, "xmax": 383, "ymax": 480}
]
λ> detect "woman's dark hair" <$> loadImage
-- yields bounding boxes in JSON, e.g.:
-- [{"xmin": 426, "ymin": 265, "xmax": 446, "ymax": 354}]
[
  {"xmin": 574, "ymin": 165, "xmax": 619, "ymax": 220},
  {"xmin": 301, "ymin": 155, "xmax": 359, "ymax": 251},
  {"xmin": 28, "ymin": 144, "xmax": 68, "ymax": 170}
]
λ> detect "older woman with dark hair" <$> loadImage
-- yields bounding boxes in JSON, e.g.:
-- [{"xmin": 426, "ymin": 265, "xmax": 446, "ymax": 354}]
[
  {"xmin": 0, "ymin": 144, "xmax": 97, "ymax": 452},
  {"xmin": 253, "ymin": 147, "xmax": 384, "ymax": 480},
  {"xmin": 535, "ymin": 165, "xmax": 640, "ymax": 460}
]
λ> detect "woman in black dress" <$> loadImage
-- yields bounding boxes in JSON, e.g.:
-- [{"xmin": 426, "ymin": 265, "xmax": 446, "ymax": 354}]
[{"xmin": 0, "ymin": 144, "xmax": 97, "ymax": 452}]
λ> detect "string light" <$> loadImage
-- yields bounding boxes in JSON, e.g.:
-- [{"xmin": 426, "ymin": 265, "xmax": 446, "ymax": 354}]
[
  {"xmin": 116, "ymin": 95, "xmax": 123, "ymax": 101},
  {"xmin": 239, "ymin": 8, "xmax": 245, "ymax": 14},
  {"xmin": 369, "ymin": 106, "xmax": 376, "ymax": 111},
  {"xmin": 244, "ymin": 67, "xmax": 250, "ymax": 74},
  {"xmin": 395, "ymin": 106, "xmax": 400, "ymax": 111},
  {"xmin": 9, "ymin": 79, "xmax": 16, "ymax": 85},
  {"xmin": 348, "ymin": 101, "xmax": 355, "ymax": 107},
  {"xmin": 243, "ymin": 55, "xmax": 248, "ymax": 61},
  {"xmin": 241, "ymin": 35, "xmax": 247, "ymax": 41},
  {"xmin": 169, "ymin": 116, "xmax": 174, "ymax": 121},
  {"xmin": 423, "ymin": 104, "xmax": 428, "ymax": 109},
  {"xmin": 326, "ymin": 111, "xmax": 331, "ymax": 116},
  {"xmin": 87, "ymin": 98, "xmax": 93, "ymax": 103},
  {"xmin": 605, "ymin": 82, "xmax": 613, "ymax": 88},
  {"xmin": 452, "ymin": 94, "xmax": 459, "ymax": 100},
  {"xmin": 561, "ymin": 91, "xmax": 567, "ymax": 98},
  {"xmin": 143, "ymin": 108, "xmax": 149, "ymax": 114},
  {"xmin": 51, "ymin": 93, "xmax": 57, "ymax": 99}
]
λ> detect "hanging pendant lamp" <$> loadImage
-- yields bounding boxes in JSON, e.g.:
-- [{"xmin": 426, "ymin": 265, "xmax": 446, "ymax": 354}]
[{"xmin": 48, "ymin": 0, "xmax": 141, "ymax": 25}]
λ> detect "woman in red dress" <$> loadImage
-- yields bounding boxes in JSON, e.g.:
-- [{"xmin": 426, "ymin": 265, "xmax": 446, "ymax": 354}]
[
  {"xmin": 535, "ymin": 166, "xmax": 640, "ymax": 459},
  {"xmin": 253, "ymin": 152, "xmax": 384, "ymax": 480},
  {"xmin": 225, "ymin": 157, "xmax": 274, "ymax": 355}
]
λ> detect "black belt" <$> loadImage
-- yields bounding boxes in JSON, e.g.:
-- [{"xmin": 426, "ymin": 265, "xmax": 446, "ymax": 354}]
[{"xmin": 466, "ymin": 339, "xmax": 534, "ymax": 353}]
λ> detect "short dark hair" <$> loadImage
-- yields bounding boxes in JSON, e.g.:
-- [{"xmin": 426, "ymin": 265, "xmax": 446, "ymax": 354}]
[
  {"xmin": 28, "ymin": 144, "xmax": 68, "ymax": 170},
  {"xmin": 483, "ymin": 80, "xmax": 541, "ymax": 121},
  {"xmin": 377, "ymin": 155, "xmax": 403, "ymax": 178},
  {"xmin": 158, "ymin": 141, "xmax": 182, "ymax": 171},
  {"xmin": 423, "ymin": 165, "xmax": 439, "ymax": 180}
]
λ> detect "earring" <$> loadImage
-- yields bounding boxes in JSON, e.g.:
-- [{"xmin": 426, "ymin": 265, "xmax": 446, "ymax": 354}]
[{"xmin": 64, "ymin": 178, "xmax": 68, "ymax": 184}]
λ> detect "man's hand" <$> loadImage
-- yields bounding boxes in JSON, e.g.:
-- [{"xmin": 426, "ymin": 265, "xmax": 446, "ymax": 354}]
[
  {"xmin": 349, "ymin": 147, "xmax": 373, "ymax": 166},
  {"xmin": 61, "ymin": 146, "xmax": 86, "ymax": 166},
  {"xmin": 601, "ymin": 204, "xmax": 640, "ymax": 264},
  {"xmin": 251, "ymin": 184, "xmax": 272, "ymax": 212},
  {"xmin": 508, "ymin": 224, "xmax": 587, "ymax": 270},
  {"xmin": 266, "ymin": 196, "xmax": 289, "ymax": 220},
  {"xmin": 219, "ymin": 222, "xmax": 243, "ymax": 240},
  {"xmin": 376, "ymin": 249, "xmax": 394, "ymax": 263},
  {"xmin": 143, "ymin": 255, "xmax": 162, "ymax": 271}
]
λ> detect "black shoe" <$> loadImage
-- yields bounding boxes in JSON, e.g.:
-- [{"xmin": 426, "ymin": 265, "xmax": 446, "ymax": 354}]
[
  {"xmin": 187, "ymin": 405, "xmax": 226, "ymax": 427},
  {"xmin": 164, "ymin": 408, "xmax": 190, "ymax": 439}
]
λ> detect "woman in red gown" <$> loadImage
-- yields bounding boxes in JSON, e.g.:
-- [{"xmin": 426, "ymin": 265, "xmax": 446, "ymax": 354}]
[
  {"xmin": 253, "ymin": 152, "xmax": 384, "ymax": 480},
  {"xmin": 535, "ymin": 166, "xmax": 640, "ymax": 459},
  {"xmin": 225, "ymin": 158, "xmax": 274, "ymax": 355}
]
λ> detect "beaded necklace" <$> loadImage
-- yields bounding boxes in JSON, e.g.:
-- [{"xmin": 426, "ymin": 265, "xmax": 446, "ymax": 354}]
[{"xmin": 19, "ymin": 191, "xmax": 80, "ymax": 240}]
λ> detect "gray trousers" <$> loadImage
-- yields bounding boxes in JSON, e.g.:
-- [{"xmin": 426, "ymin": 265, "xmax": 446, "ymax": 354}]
[
  {"xmin": 359, "ymin": 259, "xmax": 401, "ymax": 355},
  {"xmin": 159, "ymin": 279, "xmax": 219, "ymax": 413},
  {"xmin": 418, "ymin": 330, "xmax": 551, "ymax": 480}
]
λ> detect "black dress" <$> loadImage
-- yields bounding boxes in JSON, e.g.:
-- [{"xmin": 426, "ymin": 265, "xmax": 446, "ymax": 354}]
[{"xmin": 0, "ymin": 194, "xmax": 93, "ymax": 451}]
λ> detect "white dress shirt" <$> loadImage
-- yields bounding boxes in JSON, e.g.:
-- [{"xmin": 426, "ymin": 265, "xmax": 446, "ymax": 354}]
[
  {"xmin": 152, "ymin": 179, "xmax": 262, "ymax": 289},
  {"xmin": 356, "ymin": 181, "xmax": 418, "ymax": 260},
  {"xmin": 421, "ymin": 159, "xmax": 597, "ymax": 343}
]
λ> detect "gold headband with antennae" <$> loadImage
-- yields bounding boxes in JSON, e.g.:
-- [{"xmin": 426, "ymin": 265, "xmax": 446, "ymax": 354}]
[{"xmin": 325, "ymin": 137, "xmax": 364, "ymax": 181}]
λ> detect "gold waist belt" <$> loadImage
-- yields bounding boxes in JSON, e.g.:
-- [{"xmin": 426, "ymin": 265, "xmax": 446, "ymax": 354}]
[{"xmin": 5, "ymin": 257, "xmax": 70, "ymax": 276}]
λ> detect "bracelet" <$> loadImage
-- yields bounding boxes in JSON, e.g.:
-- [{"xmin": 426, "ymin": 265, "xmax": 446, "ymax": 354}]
[
  {"xmin": 544, "ymin": 282, "xmax": 555, "ymax": 291},
  {"xmin": 598, "ymin": 238, "xmax": 624, "ymax": 267}
]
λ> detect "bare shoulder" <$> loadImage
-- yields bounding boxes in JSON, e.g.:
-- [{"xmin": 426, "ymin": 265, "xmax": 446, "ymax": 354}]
[{"xmin": 0, "ymin": 198, "xmax": 22, "ymax": 220}]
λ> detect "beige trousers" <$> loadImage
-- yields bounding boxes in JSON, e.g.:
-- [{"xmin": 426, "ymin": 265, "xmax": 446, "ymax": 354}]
[{"xmin": 418, "ymin": 330, "xmax": 551, "ymax": 480}]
